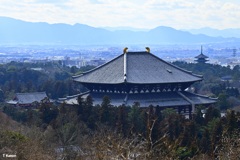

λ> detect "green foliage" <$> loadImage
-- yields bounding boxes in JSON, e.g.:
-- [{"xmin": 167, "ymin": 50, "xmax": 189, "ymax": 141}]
[
  {"xmin": 70, "ymin": 66, "xmax": 78, "ymax": 74},
  {"xmin": 6, "ymin": 65, "xmax": 17, "ymax": 72},
  {"xmin": 0, "ymin": 89, "xmax": 5, "ymax": 102},
  {"xmin": 128, "ymin": 102, "xmax": 144, "ymax": 133},
  {"xmin": 225, "ymin": 110, "xmax": 238, "ymax": 133},
  {"xmin": 218, "ymin": 93, "xmax": 230, "ymax": 110},
  {"xmin": 0, "ymin": 131, "xmax": 27, "ymax": 148},
  {"xmin": 116, "ymin": 105, "xmax": 129, "ymax": 135},
  {"xmin": 199, "ymin": 129, "xmax": 211, "ymax": 153},
  {"xmin": 211, "ymin": 83, "xmax": 226, "ymax": 96},
  {"xmin": 2, "ymin": 98, "xmax": 240, "ymax": 159},
  {"xmin": 160, "ymin": 113, "xmax": 184, "ymax": 142},
  {"xmin": 162, "ymin": 108, "xmax": 177, "ymax": 118},
  {"xmin": 5, "ymin": 131, "xmax": 27, "ymax": 142},
  {"xmin": 0, "ymin": 61, "xmax": 85, "ymax": 100},
  {"xmin": 3, "ymin": 105, "xmax": 28, "ymax": 122},
  {"xmin": 83, "ymin": 95, "xmax": 95, "ymax": 129},
  {"xmin": 194, "ymin": 106, "xmax": 205, "ymax": 125},
  {"xmin": 78, "ymin": 65, "xmax": 95, "ymax": 73},
  {"xmin": 175, "ymin": 147, "xmax": 193, "ymax": 160},
  {"xmin": 54, "ymin": 71, "xmax": 70, "ymax": 81},
  {"xmin": 204, "ymin": 106, "xmax": 221, "ymax": 123},
  {"xmin": 210, "ymin": 118, "xmax": 223, "ymax": 149},
  {"xmin": 39, "ymin": 103, "xmax": 58, "ymax": 125},
  {"xmin": 57, "ymin": 123, "xmax": 78, "ymax": 146},
  {"xmin": 52, "ymin": 81, "xmax": 68, "ymax": 99},
  {"xmin": 206, "ymin": 118, "xmax": 220, "ymax": 134},
  {"xmin": 100, "ymin": 96, "xmax": 111, "ymax": 123}
]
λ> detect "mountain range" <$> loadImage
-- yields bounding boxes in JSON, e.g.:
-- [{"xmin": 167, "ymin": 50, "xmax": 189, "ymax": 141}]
[
  {"xmin": 187, "ymin": 27, "xmax": 240, "ymax": 38},
  {"xmin": 0, "ymin": 16, "xmax": 239, "ymax": 45}
]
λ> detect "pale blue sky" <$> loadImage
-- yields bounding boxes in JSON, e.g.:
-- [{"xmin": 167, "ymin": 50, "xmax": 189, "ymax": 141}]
[{"xmin": 0, "ymin": 0, "xmax": 239, "ymax": 29}]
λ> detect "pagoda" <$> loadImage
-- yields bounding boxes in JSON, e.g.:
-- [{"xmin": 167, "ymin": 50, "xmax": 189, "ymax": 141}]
[
  {"xmin": 72, "ymin": 48, "xmax": 216, "ymax": 116},
  {"xmin": 195, "ymin": 46, "xmax": 209, "ymax": 63}
]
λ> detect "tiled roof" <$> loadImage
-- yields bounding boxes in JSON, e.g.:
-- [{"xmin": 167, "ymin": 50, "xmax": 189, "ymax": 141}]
[
  {"xmin": 73, "ymin": 51, "xmax": 202, "ymax": 84},
  {"xmin": 180, "ymin": 91, "xmax": 217, "ymax": 105},
  {"xmin": 195, "ymin": 53, "xmax": 209, "ymax": 59},
  {"xmin": 15, "ymin": 92, "xmax": 48, "ymax": 104},
  {"xmin": 59, "ymin": 91, "xmax": 216, "ymax": 107},
  {"xmin": 58, "ymin": 93, "xmax": 84, "ymax": 105}
]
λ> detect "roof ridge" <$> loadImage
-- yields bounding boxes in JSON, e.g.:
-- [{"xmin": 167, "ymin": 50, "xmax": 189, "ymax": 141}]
[{"xmin": 124, "ymin": 52, "xmax": 127, "ymax": 82}]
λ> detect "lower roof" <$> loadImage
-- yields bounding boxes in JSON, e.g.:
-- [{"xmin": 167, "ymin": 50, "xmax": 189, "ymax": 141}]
[{"xmin": 58, "ymin": 91, "xmax": 216, "ymax": 107}]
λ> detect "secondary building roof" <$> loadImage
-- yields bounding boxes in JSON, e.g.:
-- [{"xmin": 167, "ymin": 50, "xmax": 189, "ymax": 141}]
[
  {"xmin": 7, "ymin": 92, "xmax": 48, "ymax": 105},
  {"xmin": 73, "ymin": 51, "xmax": 202, "ymax": 84}
]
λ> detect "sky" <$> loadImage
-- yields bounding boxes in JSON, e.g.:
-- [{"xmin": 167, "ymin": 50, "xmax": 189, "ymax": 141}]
[{"xmin": 0, "ymin": 0, "xmax": 240, "ymax": 30}]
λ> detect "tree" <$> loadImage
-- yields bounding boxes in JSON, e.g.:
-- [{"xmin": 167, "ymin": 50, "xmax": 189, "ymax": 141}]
[
  {"xmin": 53, "ymin": 81, "xmax": 67, "ymax": 99},
  {"xmin": 39, "ymin": 103, "xmax": 58, "ymax": 125},
  {"xmin": 225, "ymin": 110, "xmax": 238, "ymax": 134},
  {"xmin": 100, "ymin": 96, "xmax": 111, "ymax": 123},
  {"xmin": 76, "ymin": 95, "xmax": 84, "ymax": 115},
  {"xmin": 128, "ymin": 102, "xmax": 143, "ymax": 133},
  {"xmin": 117, "ymin": 105, "xmax": 129, "ymax": 135},
  {"xmin": 83, "ymin": 95, "xmax": 96, "ymax": 129},
  {"xmin": 0, "ymin": 89, "xmax": 4, "ymax": 102},
  {"xmin": 70, "ymin": 66, "xmax": 78, "ymax": 74},
  {"xmin": 194, "ymin": 106, "xmax": 205, "ymax": 126},
  {"xmin": 199, "ymin": 129, "xmax": 211, "ymax": 153},
  {"xmin": 210, "ymin": 118, "xmax": 223, "ymax": 152},
  {"xmin": 204, "ymin": 106, "xmax": 220, "ymax": 124},
  {"xmin": 218, "ymin": 93, "xmax": 230, "ymax": 110},
  {"xmin": 84, "ymin": 95, "xmax": 93, "ymax": 119},
  {"xmin": 162, "ymin": 108, "xmax": 177, "ymax": 119}
]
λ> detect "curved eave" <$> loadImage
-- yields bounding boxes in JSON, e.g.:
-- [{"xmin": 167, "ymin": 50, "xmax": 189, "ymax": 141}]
[
  {"xmin": 76, "ymin": 79, "xmax": 202, "ymax": 85},
  {"xmin": 58, "ymin": 91, "xmax": 90, "ymax": 100},
  {"xmin": 72, "ymin": 74, "xmax": 83, "ymax": 79},
  {"xmin": 73, "ymin": 77, "xmax": 202, "ymax": 84},
  {"xmin": 182, "ymin": 91, "xmax": 217, "ymax": 105},
  {"xmin": 194, "ymin": 59, "xmax": 209, "ymax": 61},
  {"xmin": 190, "ymin": 92, "xmax": 218, "ymax": 100},
  {"xmin": 126, "ymin": 79, "xmax": 203, "ymax": 84}
]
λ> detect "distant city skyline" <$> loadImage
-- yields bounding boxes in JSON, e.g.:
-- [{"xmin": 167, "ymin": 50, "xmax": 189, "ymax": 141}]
[{"xmin": 0, "ymin": 0, "xmax": 240, "ymax": 30}]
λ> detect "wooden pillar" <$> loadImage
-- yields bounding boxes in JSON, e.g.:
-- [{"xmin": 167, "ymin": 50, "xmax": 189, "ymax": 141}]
[{"xmin": 189, "ymin": 105, "xmax": 192, "ymax": 119}]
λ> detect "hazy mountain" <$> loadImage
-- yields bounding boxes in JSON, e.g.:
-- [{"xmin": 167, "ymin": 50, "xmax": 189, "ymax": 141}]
[
  {"xmin": 0, "ymin": 16, "xmax": 239, "ymax": 45},
  {"xmin": 187, "ymin": 27, "xmax": 240, "ymax": 38},
  {"xmin": 103, "ymin": 26, "xmax": 149, "ymax": 32}
]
